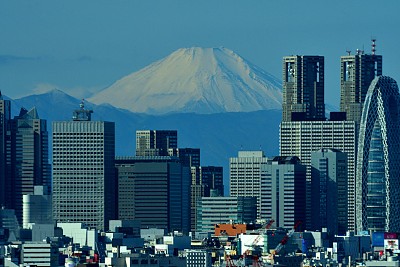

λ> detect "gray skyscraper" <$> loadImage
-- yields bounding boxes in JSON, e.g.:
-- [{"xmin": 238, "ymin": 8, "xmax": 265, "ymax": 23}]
[
  {"xmin": 52, "ymin": 102, "xmax": 116, "ymax": 230},
  {"xmin": 230, "ymin": 151, "xmax": 268, "ymax": 218},
  {"xmin": 356, "ymin": 76, "xmax": 400, "ymax": 232},
  {"xmin": 10, "ymin": 107, "xmax": 50, "ymax": 224},
  {"xmin": 340, "ymin": 46, "xmax": 382, "ymax": 125},
  {"xmin": 115, "ymin": 156, "xmax": 191, "ymax": 233},
  {"xmin": 282, "ymin": 56, "xmax": 325, "ymax": 121},
  {"xmin": 280, "ymin": 54, "xmax": 357, "ymax": 231},
  {"xmin": 280, "ymin": 119, "xmax": 356, "ymax": 230},
  {"xmin": 136, "ymin": 130, "xmax": 178, "ymax": 156},
  {"xmin": 311, "ymin": 149, "xmax": 348, "ymax": 235},
  {"xmin": 260, "ymin": 156, "xmax": 306, "ymax": 229}
]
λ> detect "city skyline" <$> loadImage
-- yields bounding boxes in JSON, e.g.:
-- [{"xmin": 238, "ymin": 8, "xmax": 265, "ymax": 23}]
[
  {"xmin": 1, "ymin": 1, "xmax": 400, "ymax": 108},
  {"xmin": 3, "ymin": 2, "xmax": 400, "ymax": 265}
]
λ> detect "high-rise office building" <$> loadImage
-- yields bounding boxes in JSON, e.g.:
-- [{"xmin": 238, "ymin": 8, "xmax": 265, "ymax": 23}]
[
  {"xmin": 260, "ymin": 156, "xmax": 306, "ymax": 229},
  {"xmin": 115, "ymin": 156, "xmax": 191, "ymax": 233},
  {"xmin": 280, "ymin": 53, "xmax": 357, "ymax": 231},
  {"xmin": 169, "ymin": 147, "xmax": 203, "ymax": 232},
  {"xmin": 230, "ymin": 151, "xmax": 268, "ymax": 218},
  {"xmin": 282, "ymin": 56, "xmax": 325, "ymax": 121},
  {"xmin": 10, "ymin": 107, "xmax": 50, "ymax": 224},
  {"xmin": 311, "ymin": 149, "xmax": 348, "ymax": 235},
  {"xmin": 280, "ymin": 120, "xmax": 356, "ymax": 230},
  {"xmin": 340, "ymin": 46, "xmax": 382, "ymax": 125},
  {"xmin": 0, "ymin": 92, "xmax": 11, "ymax": 208},
  {"xmin": 52, "ymin": 102, "xmax": 116, "ymax": 230},
  {"xmin": 356, "ymin": 76, "xmax": 400, "ymax": 232},
  {"xmin": 136, "ymin": 130, "xmax": 177, "ymax": 156},
  {"xmin": 190, "ymin": 166, "xmax": 223, "ymax": 231}
]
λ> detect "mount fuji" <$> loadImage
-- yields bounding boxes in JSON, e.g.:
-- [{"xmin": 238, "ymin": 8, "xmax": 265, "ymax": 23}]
[{"xmin": 88, "ymin": 47, "xmax": 282, "ymax": 114}]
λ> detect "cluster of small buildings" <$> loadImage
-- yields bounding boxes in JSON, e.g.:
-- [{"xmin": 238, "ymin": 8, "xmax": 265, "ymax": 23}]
[{"xmin": 2, "ymin": 40, "xmax": 400, "ymax": 266}]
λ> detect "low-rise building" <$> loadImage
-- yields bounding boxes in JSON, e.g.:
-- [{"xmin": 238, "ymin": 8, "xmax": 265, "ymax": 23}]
[
  {"xmin": 196, "ymin": 196, "xmax": 256, "ymax": 233},
  {"xmin": 22, "ymin": 241, "xmax": 59, "ymax": 267},
  {"xmin": 185, "ymin": 249, "xmax": 212, "ymax": 267}
]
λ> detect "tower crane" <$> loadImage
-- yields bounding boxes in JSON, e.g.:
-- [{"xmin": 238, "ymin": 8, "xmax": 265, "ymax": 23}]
[
  {"xmin": 273, "ymin": 221, "xmax": 302, "ymax": 255},
  {"xmin": 241, "ymin": 219, "xmax": 275, "ymax": 267}
]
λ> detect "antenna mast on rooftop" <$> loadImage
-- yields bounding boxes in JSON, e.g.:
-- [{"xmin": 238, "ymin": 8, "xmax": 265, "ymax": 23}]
[{"xmin": 371, "ymin": 38, "xmax": 377, "ymax": 55}]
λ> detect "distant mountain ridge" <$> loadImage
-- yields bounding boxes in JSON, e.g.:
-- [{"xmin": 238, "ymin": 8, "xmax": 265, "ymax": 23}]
[
  {"xmin": 6, "ymin": 89, "xmax": 281, "ymax": 191},
  {"xmin": 88, "ymin": 47, "xmax": 282, "ymax": 114}
]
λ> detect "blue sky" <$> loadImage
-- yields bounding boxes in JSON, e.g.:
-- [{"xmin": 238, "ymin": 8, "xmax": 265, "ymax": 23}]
[{"xmin": 1, "ymin": 0, "xmax": 400, "ymax": 107}]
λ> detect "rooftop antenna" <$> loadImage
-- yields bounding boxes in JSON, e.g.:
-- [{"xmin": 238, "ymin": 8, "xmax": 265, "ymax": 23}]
[
  {"xmin": 72, "ymin": 98, "xmax": 93, "ymax": 121},
  {"xmin": 346, "ymin": 50, "xmax": 351, "ymax": 56},
  {"xmin": 371, "ymin": 37, "xmax": 377, "ymax": 55}
]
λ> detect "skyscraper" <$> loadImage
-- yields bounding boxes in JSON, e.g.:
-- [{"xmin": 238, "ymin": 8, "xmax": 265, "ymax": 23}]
[
  {"xmin": 280, "ymin": 53, "xmax": 357, "ymax": 231},
  {"xmin": 356, "ymin": 76, "xmax": 400, "ymax": 232},
  {"xmin": 10, "ymin": 107, "xmax": 50, "ymax": 224},
  {"xmin": 0, "ymin": 92, "xmax": 11, "ymax": 208},
  {"xmin": 190, "ymin": 166, "xmax": 223, "ymax": 231},
  {"xmin": 260, "ymin": 156, "xmax": 306, "ymax": 229},
  {"xmin": 311, "ymin": 149, "xmax": 348, "ymax": 235},
  {"xmin": 230, "ymin": 151, "xmax": 268, "ymax": 218},
  {"xmin": 280, "ymin": 119, "xmax": 356, "ymax": 230},
  {"xmin": 340, "ymin": 48, "xmax": 382, "ymax": 125},
  {"xmin": 136, "ymin": 130, "xmax": 177, "ymax": 156},
  {"xmin": 115, "ymin": 156, "xmax": 191, "ymax": 233},
  {"xmin": 282, "ymin": 56, "xmax": 325, "ymax": 121},
  {"xmin": 52, "ymin": 102, "xmax": 116, "ymax": 230}
]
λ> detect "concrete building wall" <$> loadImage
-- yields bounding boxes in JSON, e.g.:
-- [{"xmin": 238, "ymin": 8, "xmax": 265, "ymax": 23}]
[
  {"xmin": 230, "ymin": 151, "xmax": 268, "ymax": 218},
  {"xmin": 196, "ymin": 196, "xmax": 256, "ymax": 233},
  {"xmin": 52, "ymin": 120, "xmax": 116, "ymax": 231},
  {"xmin": 260, "ymin": 156, "xmax": 306, "ymax": 228},
  {"xmin": 280, "ymin": 120, "xmax": 356, "ymax": 231},
  {"xmin": 22, "ymin": 242, "xmax": 58, "ymax": 267},
  {"xmin": 22, "ymin": 186, "xmax": 52, "ymax": 229},
  {"xmin": 311, "ymin": 149, "xmax": 348, "ymax": 235}
]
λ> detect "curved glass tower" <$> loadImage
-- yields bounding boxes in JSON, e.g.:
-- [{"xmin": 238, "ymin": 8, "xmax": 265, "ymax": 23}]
[{"xmin": 356, "ymin": 76, "xmax": 400, "ymax": 232}]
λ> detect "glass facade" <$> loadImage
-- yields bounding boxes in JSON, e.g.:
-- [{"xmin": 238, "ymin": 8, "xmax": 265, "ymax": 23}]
[
  {"xmin": 356, "ymin": 76, "xmax": 400, "ymax": 232},
  {"xmin": 366, "ymin": 121, "xmax": 386, "ymax": 230}
]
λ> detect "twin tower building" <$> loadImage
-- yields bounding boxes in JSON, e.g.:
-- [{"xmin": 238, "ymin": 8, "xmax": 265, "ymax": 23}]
[{"xmin": 280, "ymin": 45, "xmax": 400, "ymax": 233}]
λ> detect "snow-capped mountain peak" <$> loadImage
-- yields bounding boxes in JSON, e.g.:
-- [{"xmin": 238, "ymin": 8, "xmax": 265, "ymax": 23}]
[{"xmin": 88, "ymin": 47, "xmax": 282, "ymax": 114}]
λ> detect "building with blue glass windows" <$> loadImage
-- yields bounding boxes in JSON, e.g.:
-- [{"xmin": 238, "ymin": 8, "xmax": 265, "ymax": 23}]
[{"xmin": 356, "ymin": 76, "xmax": 400, "ymax": 232}]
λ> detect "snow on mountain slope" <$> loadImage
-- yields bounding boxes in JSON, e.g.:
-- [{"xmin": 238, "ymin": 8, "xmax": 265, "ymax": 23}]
[{"xmin": 89, "ymin": 47, "xmax": 282, "ymax": 114}]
